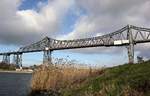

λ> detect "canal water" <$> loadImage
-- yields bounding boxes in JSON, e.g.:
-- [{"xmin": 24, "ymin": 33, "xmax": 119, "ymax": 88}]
[{"xmin": 0, "ymin": 72, "xmax": 32, "ymax": 96}]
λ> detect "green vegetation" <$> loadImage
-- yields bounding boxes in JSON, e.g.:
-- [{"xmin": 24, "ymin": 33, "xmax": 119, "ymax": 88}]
[
  {"xmin": 62, "ymin": 61, "xmax": 150, "ymax": 96},
  {"xmin": 30, "ymin": 61, "xmax": 150, "ymax": 96},
  {"xmin": 0, "ymin": 62, "xmax": 16, "ymax": 71}
]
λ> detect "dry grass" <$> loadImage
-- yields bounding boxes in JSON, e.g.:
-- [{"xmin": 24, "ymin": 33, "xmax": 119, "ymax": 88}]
[
  {"xmin": 31, "ymin": 64, "xmax": 104, "ymax": 93},
  {"xmin": 30, "ymin": 60, "xmax": 150, "ymax": 96}
]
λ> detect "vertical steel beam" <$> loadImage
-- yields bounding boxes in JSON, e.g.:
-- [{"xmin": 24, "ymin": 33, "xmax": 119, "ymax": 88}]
[
  {"xmin": 127, "ymin": 25, "xmax": 134, "ymax": 64},
  {"xmin": 13, "ymin": 53, "xmax": 22, "ymax": 68},
  {"xmin": 2, "ymin": 54, "xmax": 10, "ymax": 64},
  {"xmin": 43, "ymin": 49, "xmax": 52, "ymax": 65}
]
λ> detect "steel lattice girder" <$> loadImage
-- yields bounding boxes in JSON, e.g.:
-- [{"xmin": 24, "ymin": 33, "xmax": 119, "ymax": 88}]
[{"xmin": 0, "ymin": 25, "xmax": 150, "ymax": 55}]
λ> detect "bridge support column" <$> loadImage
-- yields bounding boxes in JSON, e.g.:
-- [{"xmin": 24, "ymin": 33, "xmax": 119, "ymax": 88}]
[
  {"xmin": 43, "ymin": 50, "xmax": 52, "ymax": 65},
  {"xmin": 127, "ymin": 25, "xmax": 134, "ymax": 64},
  {"xmin": 2, "ymin": 54, "xmax": 10, "ymax": 64},
  {"xmin": 13, "ymin": 54, "xmax": 22, "ymax": 68},
  {"xmin": 127, "ymin": 44, "xmax": 134, "ymax": 64}
]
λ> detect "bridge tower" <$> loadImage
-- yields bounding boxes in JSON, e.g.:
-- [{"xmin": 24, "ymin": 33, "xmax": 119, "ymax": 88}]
[
  {"xmin": 43, "ymin": 48, "xmax": 52, "ymax": 65},
  {"xmin": 127, "ymin": 25, "xmax": 134, "ymax": 64},
  {"xmin": 2, "ymin": 54, "xmax": 10, "ymax": 64},
  {"xmin": 13, "ymin": 53, "xmax": 22, "ymax": 68}
]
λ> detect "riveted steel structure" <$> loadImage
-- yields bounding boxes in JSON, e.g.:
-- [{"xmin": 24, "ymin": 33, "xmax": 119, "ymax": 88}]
[
  {"xmin": 0, "ymin": 25, "xmax": 150, "ymax": 67},
  {"xmin": 43, "ymin": 50, "xmax": 52, "ymax": 65},
  {"xmin": 2, "ymin": 54, "xmax": 10, "ymax": 64},
  {"xmin": 13, "ymin": 53, "xmax": 22, "ymax": 68}
]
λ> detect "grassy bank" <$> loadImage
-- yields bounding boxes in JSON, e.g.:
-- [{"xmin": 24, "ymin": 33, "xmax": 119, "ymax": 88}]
[
  {"xmin": 30, "ymin": 65, "xmax": 103, "ymax": 96},
  {"xmin": 0, "ymin": 62, "xmax": 16, "ymax": 71},
  {"xmin": 29, "ymin": 61, "xmax": 150, "ymax": 96}
]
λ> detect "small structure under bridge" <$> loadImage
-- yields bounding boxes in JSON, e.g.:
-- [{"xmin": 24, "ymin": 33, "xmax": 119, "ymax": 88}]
[{"xmin": 0, "ymin": 25, "xmax": 150, "ymax": 68}]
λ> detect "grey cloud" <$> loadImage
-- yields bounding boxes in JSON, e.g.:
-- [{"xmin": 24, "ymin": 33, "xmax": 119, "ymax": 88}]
[
  {"xmin": 76, "ymin": 0, "xmax": 148, "ymax": 16},
  {"xmin": 135, "ymin": 43, "xmax": 150, "ymax": 58},
  {"xmin": 0, "ymin": 0, "xmax": 72, "ymax": 46},
  {"xmin": 1, "ymin": 0, "xmax": 150, "ymax": 59},
  {"xmin": 58, "ymin": 0, "xmax": 150, "ymax": 56}
]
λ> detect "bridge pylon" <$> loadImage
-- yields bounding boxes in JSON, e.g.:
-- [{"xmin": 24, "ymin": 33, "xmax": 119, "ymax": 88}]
[
  {"xmin": 43, "ymin": 48, "xmax": 52, "ymax": 65},
  {"xmin": 13, "ymin": 53, "xmax": 22, "ymax": 68},
  {"xmin": 127, "ymin": 25, "xmax": 134, "ymax": 64},
  {"xmin": 2, "ymin": 54, "xmax": 10, "ymax": 64}
]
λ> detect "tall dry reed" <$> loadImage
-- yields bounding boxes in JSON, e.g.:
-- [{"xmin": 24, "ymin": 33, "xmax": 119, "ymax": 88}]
[{"xmin": 31, "ymin": 60, "xmax": 103, "ymax": 92}]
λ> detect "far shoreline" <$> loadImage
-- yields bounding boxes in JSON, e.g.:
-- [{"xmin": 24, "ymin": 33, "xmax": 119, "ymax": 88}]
[{"xmin": 0, "ymin": 70, "xmax": 33, "ymax": 74}]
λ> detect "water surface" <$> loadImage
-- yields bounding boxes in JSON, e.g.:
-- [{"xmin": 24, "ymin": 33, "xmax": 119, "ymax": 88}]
[{"xmin": 0, "ymin": 72, "xmax": 32, "ymax": 96}]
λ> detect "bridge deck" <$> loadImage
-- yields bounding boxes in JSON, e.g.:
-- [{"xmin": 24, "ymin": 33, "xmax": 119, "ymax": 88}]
[{"xmin": 0, "ymin": 25, "xmax": 150, "ymax": 55}]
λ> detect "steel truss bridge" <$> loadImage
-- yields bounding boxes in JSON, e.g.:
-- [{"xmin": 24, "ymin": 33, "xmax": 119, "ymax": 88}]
[{"xmin": 0, "ymin": 25, "xmax": 150, "ymax": 67}]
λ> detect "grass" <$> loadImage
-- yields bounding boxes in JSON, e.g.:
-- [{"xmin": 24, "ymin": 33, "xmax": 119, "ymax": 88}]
[
  {"xmin": 29, "ymin": 60, "xmax": 150, "ymax": 96},
  {"xmin": 62, "ymin": 61, "xmax": 150, "ymax": 96},
  {"xmin": 0, "ymin": 62, "xmax": 16, "ymax": 71},
  {"xmin": 30, "ymin": 61, "xmax": 103, "ymax": 96}
]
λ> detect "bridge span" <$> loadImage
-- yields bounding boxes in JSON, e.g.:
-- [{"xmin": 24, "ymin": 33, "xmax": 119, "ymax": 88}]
[{"xmin": 0, "ymin": 25, "xmax": 150, "ymax": 67}]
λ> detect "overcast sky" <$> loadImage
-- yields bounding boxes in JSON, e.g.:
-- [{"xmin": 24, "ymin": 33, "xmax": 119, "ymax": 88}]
[{"xmin": 0, "ymin": 0, "xmax": 150, "ymax": 66}]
